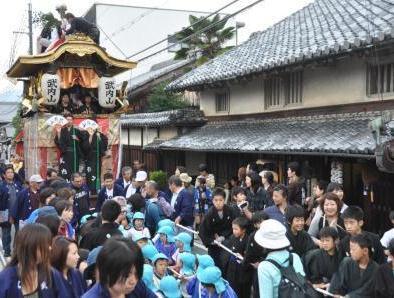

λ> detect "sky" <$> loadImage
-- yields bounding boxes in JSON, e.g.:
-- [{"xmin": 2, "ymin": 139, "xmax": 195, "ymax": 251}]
[{"xmin": 0, "ymin": 0, "xmax": 314, "ymax": 96}]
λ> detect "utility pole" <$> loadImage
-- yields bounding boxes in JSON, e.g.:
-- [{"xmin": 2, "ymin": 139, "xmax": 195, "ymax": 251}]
[{"xmin": 28, "ymin": 1, "xmax": 33, "ymax": 55}]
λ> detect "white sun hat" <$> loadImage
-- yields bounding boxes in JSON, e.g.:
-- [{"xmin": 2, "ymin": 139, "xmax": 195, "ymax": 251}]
[{"xmin": 254, "ymin": 219, "xmax": 290, "ymax": 250}]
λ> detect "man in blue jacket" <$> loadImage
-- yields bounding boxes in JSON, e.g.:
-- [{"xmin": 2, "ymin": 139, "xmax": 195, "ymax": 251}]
[
  {"xmin": 95, "ymin": 172, "xmax": 123, "ymax": 211},
  {"xmin": 10, "ymin": 174, "xmax": 43, "ymax": 231},
  {"xmin": 71, "ymin": 172, "xmax": 91, "ymax": 225},
  {"xmin": 115, "ymin": 166, "xmax": 132, "ymax": 191},
  {"xmin": 0, "ymin": 165, "xmax": 23, "ymax": 257},
  {"xmin": 168, "ymin": 175, "xmax": 194, "ymax": 227}
]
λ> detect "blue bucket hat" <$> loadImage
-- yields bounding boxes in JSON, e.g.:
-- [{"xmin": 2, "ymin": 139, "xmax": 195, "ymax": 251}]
[
  {"xmin": 196, "ymin": 254, "xmax": 215, "ymax": 274},
  {"xmin": 159, "ymin": 276, "xmax": 181, "ymax": 298},
  {"xmin": 157, "ymin": 225, "xmax": 175, "ymax": 243},
  {"xmin": 174, "ymin": 232, "xmax": 192, "ymax": 252},
  {"xmin": 142, "ymin": 244, "xmax": 159, "ymax": 263},
  {"xmin": 80, "ymin": 212, "xmax": 98, "ymax": 225},
  {"xmin": 83, "ymin": 246, "xmax": 103, "ymax": 280},
  {"xmin": 158, "ymin": 219, "xmax": 175, "ymax": 230},
  {"xmin": 133, "ymin": 233, "xmax": 150, "ymax": 243},
  {"xmin": 142, "ymin": 264, "xmax": 157, "ymax": 292},
  {"xmin": 152, "ymin": 253, "xmax": 169, "ymax": 265},
  {"xmin": 179, "ymin": 252, "xmax": 196, "ymax": 276},
  {"xmin": 133, "ymin": 212, "xmax": 145, "ymax": 221},
  {"xmin": 197, "ymin": 266, "xmax": 226, "ymax": 294}
]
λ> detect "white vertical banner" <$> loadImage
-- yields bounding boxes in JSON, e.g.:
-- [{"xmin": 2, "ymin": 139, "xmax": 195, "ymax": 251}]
[
  {"xmin": 98, "ymin": 77, "xmax": 116, "ymax": 108},
  {"xmin": 41, "ymin": 73, "xmax": 61, "ymax": 105}
]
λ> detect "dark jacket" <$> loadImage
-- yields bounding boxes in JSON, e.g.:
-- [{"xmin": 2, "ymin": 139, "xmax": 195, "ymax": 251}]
[
  {"xmin": 0, "ymin": 180, "xmax": 23, "ymax": 211},
  {"xmin": 95, "ymin": 184, "xmax": 124, "ymax": 211},
  {"xmin": 303, "ymin": 248, "xmax": 341, "ymax": 284},
  {"xmin": 173, "ymin": 188, "xmax": 194, "ymax": 226},
  {"xmin": 66, "ymin": 17, "xmax": 98, "ymax": 36},
  {"xmin": 0, "ymin": 266, "xmax": 69, "ymax": 298},
  {"xmin": 329, "ymin": 257, "xmax": 378, "ymax": 298},
  {"xmin": 246, "ymin": 187, "xmax": 272, "ymax": 212},
  {"xmin": 82, "ymin": 281, "xmax": 156, "ymax": 298},
  {"xmin": 338, "ymin": 231, "xmax": 386, "ymax": 264},
  {"xmin": 374, "ymin": 261, "xmax": 394, "ymax": 298},
  {"xmin": 10, "ymin": 188, "xmax": 37, "ymax": 221},
  {"xmin": 286, "ymin": 229, "xmax": 317, "ymax": 258},
  {"xmin": 62, "ymin": 269, "xmax": 87, "ymax": 298},
  {"xmin": 115, "ymin": 177, "xmax": 131, "ymax": 190},
  {"xmin": 72, "ymin": 184, "xmax": 90, "ymax": 224},
  {"xmin": 79, "ymin": 222, "xmax": 123, "ymax": 251},
  {"xmin": 287, "ymin": 177, "xmax": 306, "ymax": 205},
  {"xmin": 199, "ymin": 205, "xmax": 237, "ymax": 247}
]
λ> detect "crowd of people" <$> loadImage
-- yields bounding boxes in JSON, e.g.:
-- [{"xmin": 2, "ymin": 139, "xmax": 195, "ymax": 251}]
[{"xmin": 0, "ymin": 160, "xmax": 393, "ymax": 298}]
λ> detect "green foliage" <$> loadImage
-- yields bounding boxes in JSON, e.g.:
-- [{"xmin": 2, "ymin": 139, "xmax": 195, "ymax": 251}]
[
  {"xmin": 149, "ymin": 170, "xmax": 167, "ymax": 188},
  {"xmin": 147, "ymin": 81, "xmax": 190, "ymax": 112},
  {"xmin": 11, "ymin": 102, "xmax": 23, "ymax": 138},
  {"xmin": 174, "ymin": 14, "xmax": 235, "ymax": 63}
]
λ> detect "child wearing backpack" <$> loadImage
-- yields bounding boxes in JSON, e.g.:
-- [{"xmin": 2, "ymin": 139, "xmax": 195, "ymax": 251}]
[{"xmin": 255, "ymin": 219, "xmax": 310, "ymax": 298}]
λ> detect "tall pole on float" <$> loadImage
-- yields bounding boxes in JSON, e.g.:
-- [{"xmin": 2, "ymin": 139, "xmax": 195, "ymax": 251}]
[{"xmin": 28, "ymin": 1, "xmax": 33, "ymax": 55}]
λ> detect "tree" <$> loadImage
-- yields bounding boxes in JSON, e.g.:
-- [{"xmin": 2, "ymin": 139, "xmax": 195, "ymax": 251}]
[
  {"xmin": 11, "ymin": 102, "xmax": 23, "ymax": 138},
  {"xmin": 174, "ymin": 14, "xmax": 235, "ymax": 64},
  {"xmin": 147, "ymin": 81, "xmax": 190, "ymax": 112}
]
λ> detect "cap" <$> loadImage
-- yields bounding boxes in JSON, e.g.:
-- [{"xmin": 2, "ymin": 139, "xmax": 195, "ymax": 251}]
[
  {"xmin": 152, "ymin": 253, "xmax": 169, "ymax": 265},
  {"xmin": 135, "ymin": 171, "xmax": 148, "ymax": 182},
  {"xmin": 142, "ymin": 244, "xmax": 159, "ymax": 262},
  {"xmin": 197, "ymin": 266, "xmax": 226, "ymax": 294},
  {"xmin": 159, "ymin": 276, "xmax": 181, "ymax": 298},
  {"xmin": 196, "ymin": 254, "xmax": 215, "ymax": 274},
  {"xmin": 83, "ymin": 246, "xmax": 103, "ymax": 280},
  {"xmin": 157, "ymin": 225, "xmax": 175, "ymax": 243},
  {"xmin": 30, "ymin": 174, "xmax": 44, "ymax": 183}
]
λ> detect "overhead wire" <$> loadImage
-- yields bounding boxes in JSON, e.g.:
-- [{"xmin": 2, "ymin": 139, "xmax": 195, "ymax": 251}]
[
  {"xmin": 126, "ymin": 0, "xmax": 243, "ymax": 59},
  {"xmin": 132, "ymin": 0, "xmax": 265, "ymax": 62}
]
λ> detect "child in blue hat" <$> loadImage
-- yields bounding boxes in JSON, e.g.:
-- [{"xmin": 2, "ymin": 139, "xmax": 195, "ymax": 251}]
[
  {"xmin": 142, "ymin": 264, "xmax": 159, "ymax": 293},
  {"xmin": 127, "ymin": 211, "xmax": 151, "ymax": 241},
  {"xmin": 197, "ymin": 266, "xmax": 237, "ymax": 298},
  {"xmin": 153, "ymin": 219, "xmax": 176, "ymax": 242},
  {"xmin": 152, "ymin": 253, "xmax": 170, "ymax": 289},
  {"xmin": 142, "ymin": 244, "xmax": 159, "ymax": 265},
  {"xmin": 154, "ymin": 226, "xmax": 177, "ymax": 264},
  {"xmin": 172, "ymin": 232, "xmax": 192, "ymax": 264},
  {"xmin": 187, "ymin": 255, "xmax": 215, "ymax": 298},
  {"xmin": 134, "ymin": 233, "xmax": 152, "ymax": 248},
  {"xmin": 158, "ymin": 276, "xmax": 181, "ymax": 298},
  {"xmin": 179, "ymin": 252, "xmax": 196, "ymax": 298}
]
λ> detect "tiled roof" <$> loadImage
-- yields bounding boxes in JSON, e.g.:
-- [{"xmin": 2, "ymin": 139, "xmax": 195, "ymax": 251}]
[
  {"xmin": 120, "ymin": 108, "xmax": 206, "ymax": 128},
  {"xmin": 127, "ymin": 59, "xmax": 191, "ymax": 92},
  {"xmin": 167, "ymin": 0, "xmax": 394, "ymax": 91},
  {"xmin": 158, "ymin": 112, "xmax": 380, "ymax": 156}
]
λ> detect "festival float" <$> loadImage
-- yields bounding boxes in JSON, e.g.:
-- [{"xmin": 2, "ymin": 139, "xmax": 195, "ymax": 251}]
[{"xmin": 6, "ymin": 33, "xmax": 137, "ymax": 194}]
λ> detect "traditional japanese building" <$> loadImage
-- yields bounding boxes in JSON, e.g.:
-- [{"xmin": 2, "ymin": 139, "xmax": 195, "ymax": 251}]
[{"xmin": 154, "ymin": 0, "xmax": 394, "ymax": 233}]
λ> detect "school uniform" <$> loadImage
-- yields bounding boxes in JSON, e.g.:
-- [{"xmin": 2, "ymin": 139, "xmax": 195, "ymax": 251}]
[
  {"xmin": 286, "ymin": 229, "xmax": 316, "ymax": 258},
  {"xmin": 329, "ymin": 257, "xmax": 378, "ymax": 297},
  {"xmin": 0, "ymin": 266, "xmax": 70, "ymax": 298},
  {"xmin": 303, "ymin": 248, "xmax": 341, "ymax": 284},
  {"xmin": 374, "ymin": 261, "xmax": 394, "ymax": 298},
  {"xmin": 95, "ymin": 184, "xmax": 124, "ymax": 211},
  {"xmin": 224, "ymin": 234, "xmax": 251, "ymax": 298},
  {"xmin": 61, "ymin": 268, "xmax": 87, "ymax": 298},
  {"xmin": 82, "ymin": 280, "xmax": 156, "ymax": 298},
  {"xmin": 338, "ymin": 231, "xmax": 386, "ymax": 264},
  {"xmin": 199, "ymin": 205, "xmax": 237, "ymax": 272}
]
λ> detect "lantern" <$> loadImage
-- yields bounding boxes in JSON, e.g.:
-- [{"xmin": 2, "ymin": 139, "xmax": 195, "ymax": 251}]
[
  {"xmin": 40, "ymin": 73, "xmax": 60, "ymax": 105},
  {"xmin": 98, "ymin": 77, "xmax": 116, "ymax": 108}
]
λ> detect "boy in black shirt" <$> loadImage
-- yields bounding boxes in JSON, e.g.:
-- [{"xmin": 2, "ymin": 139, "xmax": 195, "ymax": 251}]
[
  {"xmin": 330, "ymin": 233, "xmax": 378, "ymax": 297},
  {"xmin": 339, "ymin": 206, "xmax": 385, "ymax": 264},
  {"xmin": 304, "ymin": 227, "xmax": 341, "ymax": 290},
  {"xmin": 199, "ymin": 188, "xmax": 237, "ymax": 272},
  {"xmin": 285, "ymin": 205, "xmax": 316, "ymax": 258}
]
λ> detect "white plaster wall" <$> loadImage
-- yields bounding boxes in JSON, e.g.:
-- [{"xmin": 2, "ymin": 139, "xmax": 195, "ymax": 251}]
[
  {"xmin": 199, "ymin": 56, "xmax": 394, "ymax": 116},
  {"xmin": 159, "ymin": 127, "xmax": 178, "ymax": 140}
]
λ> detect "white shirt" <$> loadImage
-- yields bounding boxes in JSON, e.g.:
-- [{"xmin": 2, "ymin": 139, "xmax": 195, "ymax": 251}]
[
  {"xmin": 171, "ymin": 188, "xmax": 183, "ymax": 208},
  {"xmin": 106, "ymin": 188, "xmax": 113, "ymax": 200},
  {"xmin": 127, "ymin": 227, "xmax": 151, "ymax": 241},
  {"xmin": 125, "ymin": 184, "xmax": 137, "ymax": 199},
  {"xmin": 123, "ymin": 179, "xmax": 131, "ymax": 188},
  {"xmin": 381, "ymin": 227, "xmax": 394, "ymax": 248}
]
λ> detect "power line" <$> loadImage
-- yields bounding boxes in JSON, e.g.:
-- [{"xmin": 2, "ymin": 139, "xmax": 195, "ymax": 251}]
[
  {"xmin": 103, "ymin": 0, "xmax": 170, "ymax": 42},
  {"xmin": 135, "ymin": 0, "xmax": 265, "ymax": 62},
  {"xmin": 126, "ymin": 0, "xmax": 243, "ymax": 59},
  {"xmin": 97, "ymin": 24, "xmax": 128, "ymax": 58}
]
